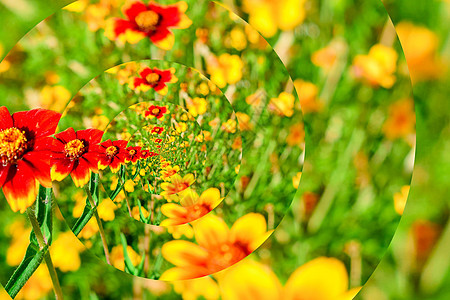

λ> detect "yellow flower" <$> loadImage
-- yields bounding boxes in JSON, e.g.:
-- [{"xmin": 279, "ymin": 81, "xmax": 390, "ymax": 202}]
[
  {"xmin": 242, "ymin": 0, "xmax": 306, "ymax": 38},
  {"xmin": 312, "ymin": 44, "xmax": 338, "ymax": 72},
  {"xmin": 175, "ymin": 122, "xmax": 188, "ymax": 133},
  {"xmin": 161, "ymin": 174, "xmax": 196, "ymax": 197},
  {"xmin": 124, "ymin": 179, "xmax": 136, "ymax": 192},
  {"xmin": 51, "ymin": 232, "xmax": 85, "ymax": 272},
  {"xmin": 160, "ymin": 213, "xmax": 272, "ymax": 280},
  {"xmin": 172, "ymin": 276, "xmax": 220, "ymax": 300},
  {"xmin": 217, "ymin": 257, "xmax": 360, "ymax": 300},
  {"xmin": 351, "ymin": 44, "xmax": 398, "ymax": 88},
  {"xmin": 40, "ymin": 85, "xmax": 71, "ymax": 113},
  {"xmin": 231, "ymin": 136, "xmax": 242, "ymax": 150},
  {"xmin": 222, "ymin": 119, "xmax": 237, "ymax": 133},
  {"xmin": 396, "ymin": 22, "xmax": 444, "ymax": 83},
  {"xmin": 292, "ymin": 172, "xmax": 302, "ymax": 189},
  {"xmin": 6, "ymin": 219, "xmax": 31, "ymax": 266},
  {"xmin": 160, "ymin": 188, "xmax": 222, "ymax": 226},
  {"xmin": 246, "ymin": 92, "xmax": 263, "ymax": 106},
  {"xmin": 235, "ymin": 112, "xmax": 252, "ymax": 131},
  {"xmin": 132, "ymin": 206, "xmax": 150, "ymax": 221},
  {"xmin": 197, "ymin": 82, "xmax": 210, "ymax": 96},
  {"xmin": 286, "ymin": 123, "xmax": 305, "ymax": 147},
  {"xmin": 208, "ymin": 54, "xmax": 244, "ymax": 88},
  {"xmin": 110, "ymin": 245, "xmax": 141, "ymax": 271},
  {"xmin": 167, "ymin": 223, "xmax": 195, "ymax": 239},
  {"xmin": 98, "ymin": 199, "xmax": 117, "ymax": 221},
  {"xmin": 394, "ymin": 185, "xmax": 410, "ymax": 215},
  {"xmin": 161, "ymin": 165, "xmax": 180, "ymax": 180},
  {"xmin": 293, "ymin": 80, "xmax": 323, "ymax": 114},
  {"xmin": 186, "ymin": 97, "xmax": 208, "ymax": 117},
  {"xmin": 382, "ymin": 98, "xmax": 416, "ymax": 140},
  {"xmin": 78, "ymin": 218, "xmax": 99, "ymax": 240},
  {"xmin": 269, "ymin": 92, "xmax": 295, "ymax": 117},
  {"xmin": 230, "ymin": 27, "xmax": 247, "ymax": 51},
  {"xmin": 92, "ymin": 115, "xmax": 110, "ymax": 130}
]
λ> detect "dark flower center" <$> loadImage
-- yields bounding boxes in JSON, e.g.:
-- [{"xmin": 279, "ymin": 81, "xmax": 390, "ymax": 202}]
[
  {"xmin": 0, "ymin": 127, "xmax": 28, "ymax": 166},
  {"xmin": 135, "ymin": 10, "xmax": 160, "ymax": 32},
  {"xmin": 65, "ymin": 139, "xmax": 85, "ymax": 159},
  {"xmin": 106, "ymin": 145, "xmax": 118, "ymax": 157},
  {"xmin": 129, "ymin": 149, "xmax": 136, "ymax": 155},
  {"xmin": 151, "ymin": 108, "xmax": 161, "ymax": 115}
]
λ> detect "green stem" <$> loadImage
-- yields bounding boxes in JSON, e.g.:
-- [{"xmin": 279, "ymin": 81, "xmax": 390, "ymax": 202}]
[{"xmin": 26, "ymin": 208, "xmax": 64, "ymax": 300}]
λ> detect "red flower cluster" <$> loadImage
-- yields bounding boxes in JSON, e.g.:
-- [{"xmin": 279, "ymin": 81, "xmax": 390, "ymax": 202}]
[
  {"xmin": 132, "ymin": 67, "xmax": 178, "ymax": 95},
  {"xmin": 0, "ymin": 107, "xmax": 61, "ymax": 212},
  {"xmin": 145, "ymin": 105, "xmax": 168, "ymax": 119},
  {"xmin": 107, "ymin": 0, "xmax": 192, "ymax": 50},
  {"xmin": 98, "ymin": 139, "xmax": 129, "ymax": 173},
  {"xmin": 124, "ymin": 146, "xmax": 142, "ymax": 163}
]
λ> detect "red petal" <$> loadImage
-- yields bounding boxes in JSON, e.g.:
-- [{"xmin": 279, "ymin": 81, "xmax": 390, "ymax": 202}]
[
  {"xmin": 0, "ymin": 164, "xmax": 11, "ymax": 187},
  {"xmin": 71, "ymin": 158, "xmax": 91, "ymax": 187},
  {"xmin": 13, "ymin": 109, "xmax": 61, "ymax": 139},
  {"xmin": 55, "ymin": 127, "xmax": 77, "ymax": 144},
  {"xmin": 22, "ymin": 151, "xmax": 52, "ymax": 188},
  {"xmin": 101, "ymin": 139, "xmax": 113, "ymax": 148},
  {"xmin": 153, "ymin": 5, "xmax": 181, "ymax": 27},
  {"xmin": 133, "ymin": 77, "xmax": 147, "ymax": 88},
  {"xmin": 123, "ymin": 1, "xmax": 148, "ymax": 21},
  {"xmin": 0, "ymin": 106, "xmax": 13, "ymax": 130},
  {"xmin": 114, "ymin": 19, "xmax": 135, "ymax": 36},
  {"xmin": 149, "ymin": 27, "xmax": 171, "ymax": 43},
  {"xmin": 140, "ymin": 67, "xmax": 153, "ymax": 78},
  {"xmin": 51, "ymin": 158, "xmax": 74, "ymax": 182},
  {"xmin": 2, "ymin": 161, "xmax": 38, "ymax": 213},
  {"xmin": 82, "ymin": 152, "xmax": 100, "ymax": 173},
  {"xmin": 114, "ymin": 140, "xmax": 128, "ymax": 148},
  {"xmin": 76, "ymin": 128, "xmax": 104, "ymax": 145}
]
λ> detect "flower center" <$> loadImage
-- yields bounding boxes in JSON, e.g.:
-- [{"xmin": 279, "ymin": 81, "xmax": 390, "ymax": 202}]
[
  {"xmin": 0, "ymin": 127, "xmax": 28, "ymax": 166},
  {"xmin": 106, "ymin": 145, "xmax": 118, "ymax": 157},
  {"xmin": 129, "ymin": 149, "xmax": 136, "ymax": 155},
  {"xmin": 151, "ymin": 108, "xmax": 161, "ymax": 115},
  {"xmin": 135, "ymin": 10, "xmax": 160, "ymax": 32},
  {"xmin": 65, "ymin": 139, "xmax": 85, "ymax": 159},
  {"xmin": 146, "ymin": 73, "xmax": 161, "ymax": 85}
]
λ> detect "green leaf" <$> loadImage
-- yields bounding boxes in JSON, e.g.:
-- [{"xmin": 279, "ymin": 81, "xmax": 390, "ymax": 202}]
[
  {"xmin": 109, "ymin": 165, "xmax": 126, "ymax": 201},
  {"xmin": 120, "ymin": 234, "xmax": 136, "ymax": 274},
  {"xmin": 5, "ymin": 244, "xmax": 49, "ymax": 299},
  {"xmin": 134, "ymin": 253, "xmax": 146, "ymax": 276}
]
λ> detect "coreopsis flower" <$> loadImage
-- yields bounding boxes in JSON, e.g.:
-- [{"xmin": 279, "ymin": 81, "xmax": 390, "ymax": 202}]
[
  {"xmin": 160, "ymin": 188, "xmax": 222, "ymax": 226},
  {"xmin": 293, "ymin": 79, "xmax": 323, "ymax": 114},
  {"xmin": 132, "ymin": 205, "xmax": 150, "ymax": 220},
  {"xmin": 269, "ymin": 92, "xmax": 295, "ymax": 117},
  {"xmin": 132, "ymin": 67, "xmax": 178, "ymax": 95},
  {"xmin": 98, "ymin": 139, "xmax": 128, "ymax": 173},
  {"xmin": 235, "ymin": 112, "xmax": 252, "ymax": 131},
  {"xmin": 105, "ymin": 0, "xmax": 192, "ymax": 50},
  {"xmin": 175, "ymin": 121, "xmax": 188, "ymax": 133},
  {"xmin": 152, "ymin": 126, "xmax": 164, "ymax": 134},
  {"xmin": 50, "ymin": 232, "xmax": 85, "ymax": 272},
  {"xmin": 110, "ymin": 245, "xmax": 141, "ymax": 271},
  {"xmin": 124, "ymin": 179, "xmax": 136, "ymax": 192},
  {"xmin": 286, "ymin": 123, "xmax": 305, "ymax": 147},
  {"xmin": 160, "ymin": 213, "xmax": 272, "ymax": 280},
  {"xmin": 154, "ymin": 138, "xmax": 163, "ymax": 143},
  {"xmin": 186, "ymin": 97, "xmax": 207, "ymax": 117},
  {"xmin": 145, "ymin": 105, "xmax": 168, "ymax": 119},
  {"xmin": 382, "ymin": 98, "xmax": 416, "ymax": 141},
  {"xmin": 0, "ymin": 107, "xmax": 61, "ymax": 212},
  {"xmin": 124, "ymin": 146, "xmax": 142, "ymax": 163},
  {"xmin": 51, "ymin": 128, "xmax": 103, "ymax": 187},
  {"xmin": 351, "ymin": 44, "xmax": 398, "ymax": 88},
  {"xmin": 396, "ymin": 22, "xmax": 444, "ymax": 83},
  {"xmin": 221, "ymin": 119, "xmax": 237, "ymax": 133},
  {"xmin": 207, "ymin": 54, "xmax": 244, "ymax": 88},
  {"xmin": 217, "ymin": 257, "xmax": 360, "ymax": 300},
  {"xmin": 160, "ymin": 173, "xmax": 195, "ymax": 196},
  {"xmin": 394, "ymin": 185, "xmax": 410, "ymax": 215},
  {"xmin": 312, "ymin": 43, "xmax": 338, "ymax": 72},
  {"xmin": 140, "ymin": 149, "xmax": 151, "ymax": 159},
  {"xmin": 161, "ymin": 165, "xmax": 180, "ymax": 180},
  {"xmin": 97, "ymin": 199, "xmax": 118, "ymax": 221},
  {"xmin": 242, "ymin": 0, "xmax": 306, "ymax": 38},
  {"xmin": 172, "ymin": 276, "xmax": 220, "ymax": 300}
]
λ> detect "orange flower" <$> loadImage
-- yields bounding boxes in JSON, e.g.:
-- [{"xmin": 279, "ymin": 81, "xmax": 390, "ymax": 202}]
[
  {"xmin": 351, "ymin": 44, "xmax": 398, "ymax": 88},
  {"xmin": 160, "ymin": 173, "xmax": 195, "ymax": 196},
  {"xmin": 312, "ymin": 44, "xmax": 338, "ymax": 71},
  {"xmin": 110, "ymin": 245, "xmax": 141, "ymax": 271},
  {"xmin": 160, "ymin": 188, "xmax": 222, "ymax": 226},
  {"xmin": 286, "ymin": 123, "xmax": 305, "ymax": 147},
  {"xmin": 105, "ymin": 0, "xmax": 192, "ymax": 50},
  {"xmin": 207, "ymin": 54, "xmax": 244, "ymax": 88},
  {"xmin": 293, "ymin": 79, "xmax": 323, "ymax": 114},
  {"xmin": 161, "ymin": 165, "xmax": 180, "ymax": 180},
  {"xmin": 382, "ymin": 98, "xmax": 416, "ymax": 140},
  {"xmin": 217, "ymin": 257, "xmax": 360, "ymax": 300},
  {"xmin": 235, "ymin": 112, "xmax": 252, "ymax": 131},
  {"xmin": 160, "ymin": 213, "xmax": 272, "ymax": 280},
  {"xmin": 269, "ymin": 92, "xmax": 295, "ymax": 117},
  {"xmin": 396, "ymin": 22, "xmax": 444, "ymax": 83}
]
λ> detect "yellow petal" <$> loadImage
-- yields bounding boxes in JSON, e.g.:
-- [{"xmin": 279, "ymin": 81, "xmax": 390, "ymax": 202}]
[
  {"xmin": 161, "ymin": 240, "xmax": 209, "ymax": 267},
  {"xmin": 153, "ymin": 32, "xmax": 175, "ymax": 50},
  {"xmin": 192, "ymin": 214, "xmax": 229, "ymax": 249},
  {"xmin": 229, "ymin": 213, "xmax": 268, "ymax": 246},
  {"xmin": 283, "ymin": 257, "xmax": 349, "ymax": 300}
]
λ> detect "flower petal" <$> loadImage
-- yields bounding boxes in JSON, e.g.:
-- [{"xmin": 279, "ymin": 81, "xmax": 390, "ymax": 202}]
[
  {"xmin": 160, "ymin": 266, "xmax": 208, "ymax": 281},
  {"xmin": 0, "ymin": 106, "xmax": 13, "ymax": 130},
  {"xmin": 51, "ymin": 158, "xmax": 74, "ymax": 182},
  {"xmin": 161, "ymin": 240, "xmax": 208, "ymax": 267},
  {"xmin": 55, "ymin": 127, "xmax": 77, "ymax": 144},
  {"xmin": 229, "ymin": 213, "xmax": 268, "ymax": 248},
  {"xmin": 122, "ymin": 0, "xmax": 147, "ymax": 21},
  {"xmin": 71, "ymin": 158, "xmax": 91, "ymax": 187},
  {"xmin": 151, "ymin": 30, "xmax": 174, "ymax": 50},
  {"xmin": 191, "ymin": 214, "xmax": 229, "ymax": 250},
  {"xmin": 12, "ymin": 109, "xmax": 61, "ymax": 139}
]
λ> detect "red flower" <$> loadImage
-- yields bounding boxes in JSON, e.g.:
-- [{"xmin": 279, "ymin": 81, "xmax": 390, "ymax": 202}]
[
  {"xmin": 149, "ymin": 151, "xmax": 159, "ymax": 157},
  {"xmin": 140, "ymin": 149, "xmax": 151, "ymax": 159},
  {"xmin": 0, "ymin": 107, "xmax": 61, "ymax": 212},
  {"xmin": 154, "ymin": 138, "xmax": 163, "ymax": 144},
  {"xmin": 124, "ymin": 146, "xmax": 142, "ymax": 163},
  {"xmin": 107, "ymin": 0, "xmax": 192, "ymax": 50},
  {"xmin": 151, "ymin": 126, "xmax": 165, "ymax": 134},
  {"xmin": 132, "ymin": 67, "xmax": 178, "ymax": 95},
  {"xmin": 145, "ymin": 105, "xmax": 168, "ymax": 119},
  {"xmin": 98, "ymin": 139, "xmax": 128, "ymax": 173},
  {"xmin": 51, "ymin": 128, "xmax": 103, "ymax": 187}
]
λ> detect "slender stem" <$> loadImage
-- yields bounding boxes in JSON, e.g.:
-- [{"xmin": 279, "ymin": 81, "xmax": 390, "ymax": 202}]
[
  {"xmin": 26, "ymin": 208, "xmax": 64, "ymax": 300},
  {"xmin": 85, "ymin": 186, "xmax": 111, "ymax": 265}
]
